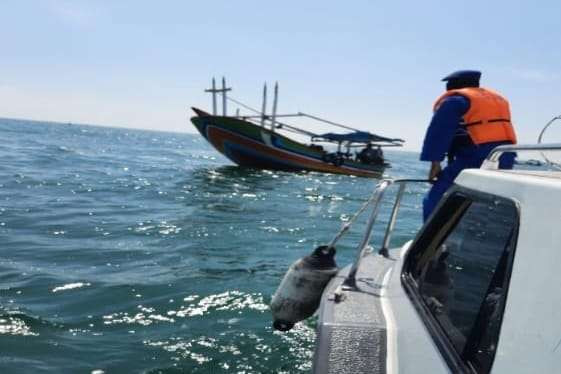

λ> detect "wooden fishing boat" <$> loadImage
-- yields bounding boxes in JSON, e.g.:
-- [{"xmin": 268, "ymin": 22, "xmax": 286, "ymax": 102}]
[{"xmin": 189, "ymin": 78, "xmax": 404, "ymax": 177}]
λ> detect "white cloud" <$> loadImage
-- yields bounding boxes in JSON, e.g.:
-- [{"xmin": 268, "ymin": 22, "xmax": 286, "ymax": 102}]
[
  {"xmin": 506, "ymin": 67, "xmax": 561, "ymax": 83},
  {"xmin": 46, "ymin": 0, "xmax": 104, "ymax": 28}
]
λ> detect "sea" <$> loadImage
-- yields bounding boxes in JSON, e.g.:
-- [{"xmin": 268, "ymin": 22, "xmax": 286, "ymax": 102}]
[{"xmin": 0, "ymin": 118, "xmax": 429, "ymax": 373}]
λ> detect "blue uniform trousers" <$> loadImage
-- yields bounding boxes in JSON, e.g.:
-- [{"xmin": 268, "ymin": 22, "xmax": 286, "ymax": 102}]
[{"xmin": 422, "ymin": 149, "xmax": 515, "ymax": 221}]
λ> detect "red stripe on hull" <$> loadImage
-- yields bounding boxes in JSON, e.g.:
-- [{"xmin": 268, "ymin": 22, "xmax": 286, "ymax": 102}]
[{"xmin": 206, "ymin": 126, "xmax": 381, "ymax": 177}]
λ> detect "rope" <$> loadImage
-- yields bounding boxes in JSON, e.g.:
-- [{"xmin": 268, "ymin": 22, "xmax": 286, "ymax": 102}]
[
  {"xmin": 225, "ymin": 94, "xmax": 319, "ymax": 138},
  {"xmin": 327, "ymin": 182, "xmax": 384, "ymax": 248},
  {"xmin": 224, "ymin": 94, "xmax": 262, "ymax": 115}
]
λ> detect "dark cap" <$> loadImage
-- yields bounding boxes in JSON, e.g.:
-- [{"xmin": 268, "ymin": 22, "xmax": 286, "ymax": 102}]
[{"xmin": 441, "ymin": 70, "xmax": 481, "ymax": 82}]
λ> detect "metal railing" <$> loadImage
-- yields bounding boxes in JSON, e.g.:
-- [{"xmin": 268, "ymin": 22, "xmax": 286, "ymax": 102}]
[
  {"xmin": 482, "ymin": 143, "xmax": 561, "ymax": 170},
  {"xmin": 341, "ymin": 178, "xmax": 432, "ymax": 289}
]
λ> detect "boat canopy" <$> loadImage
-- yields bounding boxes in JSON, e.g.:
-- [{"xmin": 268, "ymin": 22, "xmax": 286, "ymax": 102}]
[{"xmin": 313, "ymin": 131, "xmax": 404, "ymax": 145}]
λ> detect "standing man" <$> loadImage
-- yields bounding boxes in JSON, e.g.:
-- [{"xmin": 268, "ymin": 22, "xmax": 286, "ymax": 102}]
[{"xmin": 420, "ymin": 70, "xmax": 517, "ymax": 220}]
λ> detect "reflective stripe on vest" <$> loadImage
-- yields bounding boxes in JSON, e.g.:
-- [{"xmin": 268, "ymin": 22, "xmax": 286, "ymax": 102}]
[{"xmin": 433, "ymin": 87, "xmax": 517, "ymax": 145}]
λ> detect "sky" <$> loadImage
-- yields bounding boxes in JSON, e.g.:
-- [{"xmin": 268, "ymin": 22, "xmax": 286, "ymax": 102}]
[{"xmin": 1, "ymin": 0, "xmax": 560, "ymax": 150}]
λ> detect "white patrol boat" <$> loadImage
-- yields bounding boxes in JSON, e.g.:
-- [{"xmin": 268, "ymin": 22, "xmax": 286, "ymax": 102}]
[{"xmin": 271, "ymin": 142, "xmax": 561, "ymax": 374}]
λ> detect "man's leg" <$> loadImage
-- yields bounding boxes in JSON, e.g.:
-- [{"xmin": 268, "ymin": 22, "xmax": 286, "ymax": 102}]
[
  {"xmin": 422, "ymin": 159, "xmax": 469, "ymax": 221},
  {"xmin": 423, "ymin": 177, "xmax": 452, "ymax": 221}
]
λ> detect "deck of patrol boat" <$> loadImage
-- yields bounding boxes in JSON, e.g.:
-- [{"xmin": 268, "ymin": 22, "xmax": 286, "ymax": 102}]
[{"xmin": 313, "ymin": 253, "xmax": 395, "ymax": 373}]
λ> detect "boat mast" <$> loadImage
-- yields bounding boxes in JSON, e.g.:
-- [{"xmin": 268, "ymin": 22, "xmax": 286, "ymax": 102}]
[
  {"xmin": 260, "ymin": 83, "xmax": 267, "ymax": 127},
  {"xmin": 222, "ymin": 77, "xmax": 231, "ymax": 116},
  {"xmin": 271, "ymin": 82, "xmax": 278, "ymax": 132},
  {"xmin": 204, "ymin": 78, "xmax": 218, "ymax": 115},
  {"xmin": 204, "ymin": 77, "xmax": 231, "ymax": 116}
]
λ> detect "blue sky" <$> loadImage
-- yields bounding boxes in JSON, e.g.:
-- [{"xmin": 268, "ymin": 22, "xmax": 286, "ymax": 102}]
[{"xmin": 1, "ymin": 1, "xmax": 560, "ymax": 150}]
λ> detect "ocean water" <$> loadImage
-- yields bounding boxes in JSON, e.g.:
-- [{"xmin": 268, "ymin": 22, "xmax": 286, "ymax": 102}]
[{"xmin": 0, "ymin": 118, "xmax": 428, "ymax": 373}]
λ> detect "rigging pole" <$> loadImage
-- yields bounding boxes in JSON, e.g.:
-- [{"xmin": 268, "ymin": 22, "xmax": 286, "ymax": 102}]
[
  {"xmin": 204, "ymin": 77, "xmax": 218, "ymax": 115},
  {"xmin": 222, "ymin": 77, "xmax": 231, "ymax": 116},
  {"xmin": 260, "ymin": 83, "xmax": 267, "ymax": 127},
  {"xmin": 205, "ymin": 77, "xmax": 231, "ymax": 116},
  {"xmin": 271, "ymin": 82, "xmax": 279, "ymax": 132}
]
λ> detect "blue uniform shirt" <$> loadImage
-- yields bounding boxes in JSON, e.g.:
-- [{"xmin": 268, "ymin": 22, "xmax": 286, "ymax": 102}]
[{"xmin": 420, "ymin": 95, "xmax": 470, "ymax": 162}]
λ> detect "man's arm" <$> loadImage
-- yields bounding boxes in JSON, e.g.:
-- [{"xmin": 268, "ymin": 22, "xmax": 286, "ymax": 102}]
[
  {"xmin": 429, "ymin": 161, "xmax": 442, "ymax": 180},
  {"xmin": 420, "ymin": 95, "xmax": 470, "ymax": 179}
]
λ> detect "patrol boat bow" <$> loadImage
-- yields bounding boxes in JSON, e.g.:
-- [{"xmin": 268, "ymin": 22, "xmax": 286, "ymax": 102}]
[{"xmin": 272, "ymin": 141, "xmax": 561, "ymax": 373}]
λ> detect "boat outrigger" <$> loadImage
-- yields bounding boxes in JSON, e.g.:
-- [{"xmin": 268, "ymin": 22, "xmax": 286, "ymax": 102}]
[{"xmin": 190, "ymin": 78, "xmax": 404, "ymax": 177}]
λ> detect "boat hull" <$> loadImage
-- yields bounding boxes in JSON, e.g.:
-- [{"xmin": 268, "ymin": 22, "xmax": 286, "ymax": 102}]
[{"xmin": 190, "ymin": 108, "xmax": 386, "ymax": 177}]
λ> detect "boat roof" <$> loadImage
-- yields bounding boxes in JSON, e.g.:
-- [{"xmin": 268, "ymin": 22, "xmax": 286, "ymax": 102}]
[
  {"xmin": 459, "ymin": 168, "xmax": 561, "ymax": 185},
  {"xmin": 313, "ymin": 131, "xmax": 404, "ymax": 144},
  {"xmin": 456, "ymin": 168, "xmax": 561, "ymax": 198},
  {"xmin": 497, "ymin": 169, "xmax": 561, "ymax": 179}
]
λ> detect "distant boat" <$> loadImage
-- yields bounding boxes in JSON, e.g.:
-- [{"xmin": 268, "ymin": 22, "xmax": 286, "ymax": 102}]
[{"xmin": 189, "ymin": 78, "xmax": 404, "ymax": 177}]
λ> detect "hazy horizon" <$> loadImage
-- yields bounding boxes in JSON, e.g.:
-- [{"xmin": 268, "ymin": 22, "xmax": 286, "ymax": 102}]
[{"xmin": 2, "ymin": 1, "xmax": 560, "ymax": 151}]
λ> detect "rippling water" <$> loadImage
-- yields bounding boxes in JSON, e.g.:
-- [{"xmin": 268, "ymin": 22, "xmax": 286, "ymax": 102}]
[{"xmin": 0, "ymin": 118, "xmax": 428, "ymax": 373}]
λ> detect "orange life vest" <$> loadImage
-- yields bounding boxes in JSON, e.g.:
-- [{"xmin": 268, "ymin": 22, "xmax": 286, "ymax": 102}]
[{"xmin": 433, "ymin": 87, "xmax": 517, "ymax": 145}]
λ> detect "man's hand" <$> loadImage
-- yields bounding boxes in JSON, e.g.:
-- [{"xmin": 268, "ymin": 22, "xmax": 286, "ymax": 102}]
[{"xmin": 429, "ymin": 161, "xmax": 442, "ymax": 181}]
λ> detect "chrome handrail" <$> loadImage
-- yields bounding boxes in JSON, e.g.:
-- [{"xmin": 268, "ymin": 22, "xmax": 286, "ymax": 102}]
[
  {"xmin": 342, "ymin": 178, "xmax": 432, "ymax": 289},
  {"xmin": 482, "ymin": 143, "xmax": 561, "ymax": 170},
  {"xmin": 537, "ymin": 116, "xmax": 561, "ymax": 144}
]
